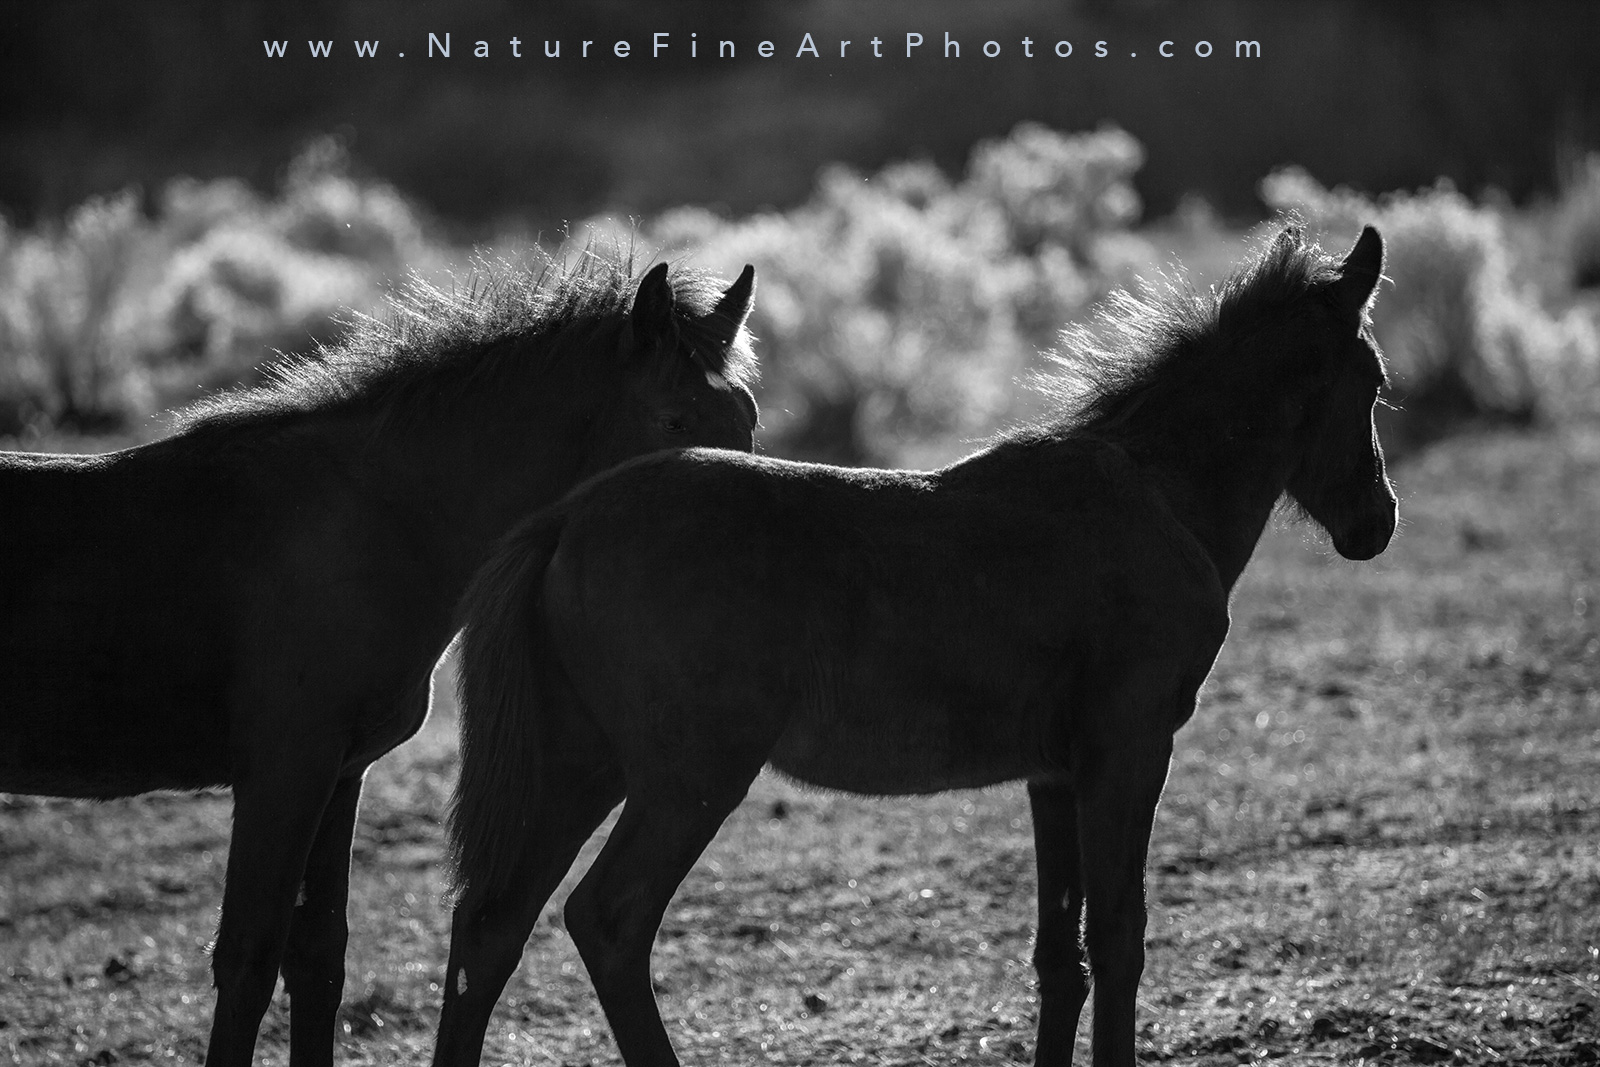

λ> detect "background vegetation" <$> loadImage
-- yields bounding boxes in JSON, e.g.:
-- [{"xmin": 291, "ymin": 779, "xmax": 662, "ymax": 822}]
[{"xmin": 4, "ymin": 121, "xmax": 1598, "ymax": 464}]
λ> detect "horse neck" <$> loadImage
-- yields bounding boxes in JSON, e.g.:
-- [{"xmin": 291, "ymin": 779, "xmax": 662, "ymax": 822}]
[
  {"xmin": 1103, "ymin": 380, "xmax": 1299, "ymax": 592},
  {"xmin": 1135, "ymin": 437, "xmax": 1294, "ymax": 592},
  {"xmin": 351, "ymin": 362, "xmax": 605, "ymax": 598}
]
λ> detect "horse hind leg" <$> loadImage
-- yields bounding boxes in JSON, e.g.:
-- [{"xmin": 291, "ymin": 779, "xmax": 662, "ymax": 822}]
[
  {"xmin": 1028, "ymin": 777, "xmax": 1090, "ymax": 1067},
  {"xmin": 432, "ymin": 733, "xmax": 626, "ymax": 1066},
  {"xmin": 562, "ymin": 746, "xmax": 770, "ymax": 1067},
  {"xmin": 280, "ymin": 772, "xmax": 364, "ymax": 1067}
]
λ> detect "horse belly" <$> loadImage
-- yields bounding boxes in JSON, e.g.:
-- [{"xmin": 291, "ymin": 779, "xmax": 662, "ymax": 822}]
[
  {"xmin": 759, "ymin": 599, "xmax": 1064, "ymax": 795},
  {"xmin": 0, "ymin": 454, "xmax": 265, "ymax": 797},
  {"xmin": 0, "ymin": 580, "xmax": 232, "ymax": 798},
  {"xmin": 766, "ymin": 694, "xmax": 1054, "ymax": 796},
  {"xmin": 0, "ymin": 658, "xmax": 232, "ymax": 797}
]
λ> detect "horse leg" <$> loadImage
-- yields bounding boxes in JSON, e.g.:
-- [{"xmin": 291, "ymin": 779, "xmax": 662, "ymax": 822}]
[
  {"xmin": 1028, "ymin": 777, "xmax": 1090, "ymax": 1066},
  {"xmin": 280, "ymin": 772, "xmax": 364, "ymax": 1067},
  {"xmin": 563, "ymin": 764, "xmax": 765, "ymax": 1067},
  {"xmin": 205, "ymin": 749, "xmax": 346, "ymax": 1067},
  {"xmin": 1076, "ymin": 734, "xmax": 1173, "ymax": 1067},
  {"xmin": 432, "ymin": 760, "xmax": 625, "ymax": 1066}
]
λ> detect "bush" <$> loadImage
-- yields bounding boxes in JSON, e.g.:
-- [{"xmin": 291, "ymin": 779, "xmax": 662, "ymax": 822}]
[
  {"xmin": 1552, "ymin": 152, "xmax": 1600, "ymax": 291},
  {"xmin": 0, "ymin": 139, "xmax": 443, "ymax": 442},
  {"xmin": 0, "ymin": 191, "xmax": 154, "ymax": 436},
  {"xmin": 143, "ymin": 138, "xmax": 440, "ymax": 407},
  {"xmin": 966, "ymin": 121, "xmax": 1144, "ymax": 259}
]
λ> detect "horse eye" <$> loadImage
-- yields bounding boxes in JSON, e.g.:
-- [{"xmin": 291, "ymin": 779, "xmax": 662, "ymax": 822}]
[{"xmin": 661, "ymin": 415, "xmax": 689, "ymax": 435}]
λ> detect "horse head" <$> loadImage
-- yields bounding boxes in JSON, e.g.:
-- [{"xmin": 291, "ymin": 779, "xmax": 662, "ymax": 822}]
[
  {"xmin": 585, "ymin": 263, "xmax": 760, "ymax": 476},
  {"xmin": 1285, "ymin": 225, "xmax": 1398, "ymax": 561}
]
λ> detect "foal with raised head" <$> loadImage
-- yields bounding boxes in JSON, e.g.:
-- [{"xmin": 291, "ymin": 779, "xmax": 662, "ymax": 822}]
[
  {"xmin": 440, "ymin": 224, "xmax": 1397, "ymax": 1066},
  {"xmin": 0, "ymin": 252, "xmax": 760, "ymax": 1066}
]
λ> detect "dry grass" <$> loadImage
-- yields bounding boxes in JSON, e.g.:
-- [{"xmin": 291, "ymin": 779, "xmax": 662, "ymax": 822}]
[{"xmin": 3, "ymin": 424, "xmax": 1599, "ymax": 1065}]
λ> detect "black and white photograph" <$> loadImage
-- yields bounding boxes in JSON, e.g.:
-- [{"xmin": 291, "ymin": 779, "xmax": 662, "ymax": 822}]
[{"xmin": 2, "ymin": 2, "xmax": 1598, "ymax": 1064}]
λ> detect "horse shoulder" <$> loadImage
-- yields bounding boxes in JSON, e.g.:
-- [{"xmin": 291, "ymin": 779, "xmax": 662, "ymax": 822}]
[
  {"xmin": 1114, "ymin": 466, "xmax": 1232, "ymax": 731},
  {"xmin": 1133, "ymin": 473, "xmax": 1231, "ymax": 656},
  {"xmin": 1044, "ymin": 440, "xmax": 1231, "ymax": 678}
]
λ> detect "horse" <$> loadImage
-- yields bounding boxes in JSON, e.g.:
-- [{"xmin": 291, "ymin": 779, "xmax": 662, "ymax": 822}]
[
  {"xmin": 0, "ymin": 251, "xmax": 761, "ymax": 1067},
  {"xmin": 435, "ymin": 223, "xmax": 1398, "ymax": 1067}
]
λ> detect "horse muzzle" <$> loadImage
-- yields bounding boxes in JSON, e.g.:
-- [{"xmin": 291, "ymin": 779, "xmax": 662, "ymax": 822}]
[{"xmin": 1332, "ymin": 493, "xmax": 1397, "ymax": 561}]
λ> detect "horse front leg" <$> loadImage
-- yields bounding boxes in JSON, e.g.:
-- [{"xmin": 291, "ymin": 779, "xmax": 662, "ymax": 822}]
[
  {"xmin": 281, "ymin": 772, "xmax": 365, "ymax": 1067},
  {"xmin": 1028, "ymin": 777, "xmax": 1090, "ymax": 1066},
  {"xmin": 205, "ymin": 743, "xmax": 346, "ymax": 1067},
  {"xmin": 1076, "ymin": 733, "xmax": 1173, "ymax": 1067}
]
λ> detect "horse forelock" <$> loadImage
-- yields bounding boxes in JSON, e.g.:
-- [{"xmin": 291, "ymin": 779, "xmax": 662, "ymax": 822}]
[{"xmin": 1021, "ymin": 219, "xmax": 1343, "ymax": 444}]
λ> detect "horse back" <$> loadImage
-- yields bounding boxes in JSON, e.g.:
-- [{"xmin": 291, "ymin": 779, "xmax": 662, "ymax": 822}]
[{"xmin": 536, "ymin": 444, "xmax": 1228, "ymax": 795}]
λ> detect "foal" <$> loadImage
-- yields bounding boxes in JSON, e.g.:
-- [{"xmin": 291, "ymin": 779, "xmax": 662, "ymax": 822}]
[
  {"xmin": 0, "ymin": 253, "xmax": 760, "ymax": 1066},
  {"xmin": 439, "ymin": 225, "xmax": 1396, "ymax": 1066}
]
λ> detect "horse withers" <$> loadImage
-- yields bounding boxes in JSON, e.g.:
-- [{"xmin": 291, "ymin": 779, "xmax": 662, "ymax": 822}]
[
  {"xmin": 439, "ymin": 224, "xmax": 1397, "ymax": 1066},
  {"xmin": 0, "ymin": 253, "xmax": 760, "ymax": 1066}
]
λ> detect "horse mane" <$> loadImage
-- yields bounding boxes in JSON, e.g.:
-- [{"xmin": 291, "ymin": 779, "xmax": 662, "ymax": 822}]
[
  {"xmin": 1024, "ymin": 221, "xmax": 1344, "ymax": 443},
  {"xmin": 173, "ymin": 245, "xmax": 758, "ymax": 435}
]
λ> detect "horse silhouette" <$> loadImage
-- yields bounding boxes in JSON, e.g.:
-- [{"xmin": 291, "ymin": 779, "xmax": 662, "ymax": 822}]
[
  {"xmin": 441, "ymin": 223, "xmax": 1394, "ymax": 1066},
  {"xmin": 0, "ymin": 251, "xmax": 760, "ymax": 1066},
  {"xmin": 438, "ymin": 224, "xmax": 1394, "ymax": 1067},
  {"xmin": 438, "ymin": 224, "xmax": 1395, "ymax": 1067}
]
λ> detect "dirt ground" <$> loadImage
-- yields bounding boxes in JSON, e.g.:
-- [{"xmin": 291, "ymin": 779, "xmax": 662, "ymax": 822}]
[{"xmin": 2, "ymin": 423, "xmax": 1598, "ymax": 1065}]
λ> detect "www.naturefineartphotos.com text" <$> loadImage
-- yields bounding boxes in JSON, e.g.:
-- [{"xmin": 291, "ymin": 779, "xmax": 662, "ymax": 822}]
[{"xmin": 263, "ymin": 31, "xmax": 1264, "ymax": 60}]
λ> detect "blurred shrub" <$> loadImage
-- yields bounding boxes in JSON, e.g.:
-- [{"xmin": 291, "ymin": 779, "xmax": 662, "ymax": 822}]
[
  {"xmin": 144, "ymin": 138, "xmax": 439, "ymax": 409},
  {"xmin": 650, "ymin": 123, "xmax": 1150, "ymax": 466},
  {"xmin": 0, "ymin": 191, "xmax": 154, "ymax": 436},
  {"xmin": 0, "ymin": 138, "xmax": 440, "ymax": 442},
  {"xmin": 277, "ymin": 137, "xmax": 429, "ymax": 273},
  {"xmin": 966, "ymin": 121, "xmax": 1144, "ymax": 259},
  {"xmin": 1263, "ymin": 168, "xmax": 1600, "ymax": 447},
  {"xmin": 1553, "ymin": 153, "xmax": 1600, "ymax": 291}
]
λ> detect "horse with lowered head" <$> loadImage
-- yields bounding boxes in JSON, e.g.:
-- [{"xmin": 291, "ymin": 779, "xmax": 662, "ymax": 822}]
[
  {"xmin": 0, "ymin": 252, "xmax": 760, "ymax": 1066},
  {"xmin": 438, "ymin": 223, "xmax": 1396, "ymax": 1066}
]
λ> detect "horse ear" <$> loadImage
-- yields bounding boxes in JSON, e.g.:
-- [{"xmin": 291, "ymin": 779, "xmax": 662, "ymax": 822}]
[
  {"xmin": 1333, "ymin": 225, "xmax": 1384, "ymax": 313},
  {"xmin": 706, "ymin": 265, "xmax": 756, "ymax": 345},
  {"xmin": 630, "ymin": 262, "xmax": 675, "ymax": 340}
]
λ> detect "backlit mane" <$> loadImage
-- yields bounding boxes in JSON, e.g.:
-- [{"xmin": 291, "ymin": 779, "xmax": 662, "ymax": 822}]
[
  {"xmin": 174, "ymin": 246, "xmax": 758, "ymax": 435},
  {"xmin": 1025, "ymin": 221, "xmax": 1343, "ymax": 442}
]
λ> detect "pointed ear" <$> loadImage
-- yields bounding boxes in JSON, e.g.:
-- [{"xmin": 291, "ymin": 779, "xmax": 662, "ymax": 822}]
[
  {"xmin": 630, "ymin": 262, "xmax": 675, "ymax": 340},
  {"xmin": 705, "ymin": 265, "xmax": 756, "ymax": 347},
  {"xmin": 1332, "ymin": 225, "xmax": 1384, "ymax": 313}
]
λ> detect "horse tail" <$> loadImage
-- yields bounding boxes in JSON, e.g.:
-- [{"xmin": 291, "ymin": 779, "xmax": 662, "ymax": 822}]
[{"xmin": 447, "ymin": 505, "xmax": 569, "ymax": 901}]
